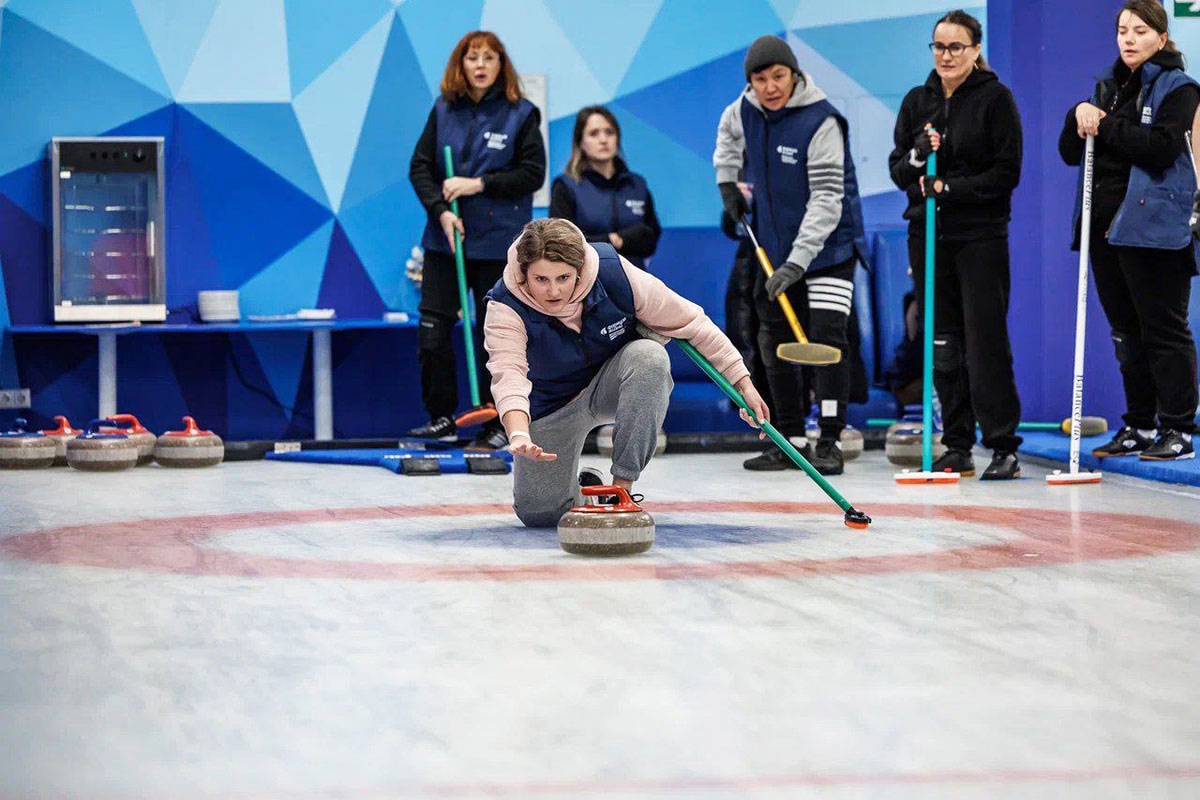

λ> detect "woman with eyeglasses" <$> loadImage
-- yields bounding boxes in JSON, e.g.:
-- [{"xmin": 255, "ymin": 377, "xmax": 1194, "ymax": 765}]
[
  {"xmin": 408, "ymin": 30, "xmax": 546, "ymax": 451},
  {"xmin": 1059, "ymin": 0, "xmax": 1199, "ymax": 462},
  {"xmin": 887, "ymin": 8, "xmax": 1024, "ymax": 480}
]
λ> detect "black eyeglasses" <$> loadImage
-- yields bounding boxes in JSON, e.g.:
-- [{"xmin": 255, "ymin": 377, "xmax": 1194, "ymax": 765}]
[{"xmin": 929, "ymin": 42, "xmax": 973, "ymax": 56}]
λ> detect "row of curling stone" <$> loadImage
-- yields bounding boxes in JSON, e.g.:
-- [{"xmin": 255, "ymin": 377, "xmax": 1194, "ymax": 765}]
[
  {"xmin": 885, "ymin": 421, "xmax": 946, "ymax": 466},
  {"xmin": 0, "ymin": 415, "xmax": 224, "ymax": 470}
]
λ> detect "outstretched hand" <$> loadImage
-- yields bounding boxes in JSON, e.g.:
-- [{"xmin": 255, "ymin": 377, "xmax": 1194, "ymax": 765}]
[{"xmin": 508, "ymin": 433, "xmax": 557, "ymax": 461}]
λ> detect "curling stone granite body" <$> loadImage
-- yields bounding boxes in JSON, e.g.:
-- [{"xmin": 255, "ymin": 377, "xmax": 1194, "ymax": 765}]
[
  {"xmin": 594, "ymin": 424, "xmax": 668, "ymax": 458},
  {"xmin": 558, "ymin": 507, "xmax": 655, "ymax": 556},
  {"xmin": 885, "ymin": 422, "xmax": 947, "ymax": 467},
  {"xmin": 40, "ymin": 416, "xmax": 81, "ymax": 466},
  {"xmin": 154, "ymin": 416, "xmax": 224, "ymax": 467},
  {"xmin": 805, "ymin": 425, "xmax": 864, "ymax": 461},
  {"xmin": 102, "ymin": 414, "xmax": 156, "ymax": 465},
  {"xmin": 67, "ymin": 427, "xmax": 138, "ymax": 472},
  {"xmin": 0, "ymin": 420, "xmax": 56, "ymax": 469}
]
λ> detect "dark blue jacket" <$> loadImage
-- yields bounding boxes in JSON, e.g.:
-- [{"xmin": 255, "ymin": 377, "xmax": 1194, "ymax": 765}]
[
  {"xmin": 1074, "ymin": 60, "xmax": 1200, "ymax": 252},
  {"xmin": 486, "ymin": 243, "xmax": 638, "ymax": 420},
  {"xmin": 741, "ymin": 96, "xmax": 867, "ymax": 273},
  {"xmin": 550, "ymin": 159, "xmax": 661, "ymax": 268},
  {"xmin": 421, "ymin": 93, "xmax": 537, "ymax": 260}
]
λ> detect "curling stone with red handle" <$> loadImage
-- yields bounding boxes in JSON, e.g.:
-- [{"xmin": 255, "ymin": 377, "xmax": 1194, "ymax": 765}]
[
  {"xmin": 557, "ymin": 486, "xmax": 655, "ymax": 556},
  {"xmin": 40, "ymin": 415, "xmax": 82, "ymax": 466},
  {"xmin": 102, "ymin": 413, "xmax": 156, "ymax": 465},
  {"xmin": 66, "ymin": 419, "xmax": 138, "ymax": 471},
  {"xmin": 0, "ymin": 418, "xmax": 57, "ymax": 469},
  {"xmin": 154, "ymin": 416, "xmax": 224, "ymax": 468}
]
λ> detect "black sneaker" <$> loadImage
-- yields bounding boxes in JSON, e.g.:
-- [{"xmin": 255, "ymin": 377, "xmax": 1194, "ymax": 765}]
[
  {"xmin": 406, "ymin": 416, "xmax": 456, "ymax": 441},
  {"xmin": 1138, "ymin": 429, "xmax": 1195, "ymax": 461},
  {"xmin": 742, "ymin": 442, "xmax": 809, "ymax": 471},
  {"xmin": 810, "ymin": 437, "xmax": 844, "ymax": 476},
  {"xmin": 930, "ymin": 448, "xmax": 975, "ymax": 476},
  {"xmin": 1092, "ymin": 426, "xmax": 1155, "ymax": 458},
  {"xmin": 465, "ymin": 426, "xmax": 508, "ymax": 452},
  {"xmin": 980, "ymin": 451, "xmax": 1020, "ymax": 480}
]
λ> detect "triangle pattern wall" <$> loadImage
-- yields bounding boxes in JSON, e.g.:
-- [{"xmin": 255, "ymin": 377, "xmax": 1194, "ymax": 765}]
[{"xmin": 0, "ymin": 0, "xmax": 979, "ymax": 436}]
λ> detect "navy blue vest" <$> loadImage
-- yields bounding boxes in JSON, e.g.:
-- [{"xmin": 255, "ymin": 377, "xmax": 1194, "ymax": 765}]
[
  {"xmin": 486, "ymin": 243, "xmax": 638, "ymax": 420},
  {"xmin": 741, "ymin": 96, "xmax": 867, "ymax": 272},
  {"xmin": 421, "ymin": 92, "xmax": 536, "ymax": 260},
  {"xmin": 1073, "ymin": 62, "xmax": 1200, "ymax": 256},
  {"xmin": 552, "ymin": 164, "xmax": 653, "ymax": 268}
]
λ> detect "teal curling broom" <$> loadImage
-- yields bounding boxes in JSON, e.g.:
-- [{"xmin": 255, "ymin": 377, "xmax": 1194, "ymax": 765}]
[
  {"xmin": 896, "ymin": 133, "xmax": 958, "ymax": 484},
  {"xmin": 443, "ymin": 145, "xmax": 499, "ymax": 428},
  {"xmin": 638, "ymin": 325, "xmax": 870, "ymax": 529}
]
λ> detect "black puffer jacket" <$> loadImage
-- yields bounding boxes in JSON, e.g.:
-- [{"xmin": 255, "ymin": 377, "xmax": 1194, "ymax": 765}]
[{"xmin": 888, "ymin": 68, "xmax": 1023, "ymax": 240}]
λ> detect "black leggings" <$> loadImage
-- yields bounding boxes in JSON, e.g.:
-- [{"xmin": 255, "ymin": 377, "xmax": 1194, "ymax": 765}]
[
  {"xmin": 1089, "ymin": 213, "xmax": 1198, "ymax": 432},
  {"xmin": 910, "ymin": 235, "xmax": 1022, "ymax": 453},
  {"xmin": 416, "ymin": 249, "xmax": 504, "ymax": 423}
]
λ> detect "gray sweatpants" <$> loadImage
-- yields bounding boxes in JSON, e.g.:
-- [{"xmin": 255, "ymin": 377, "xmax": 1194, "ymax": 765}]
[{"xmin": 513, "ymin": 339, "xmax": 673, "ymax": 528}]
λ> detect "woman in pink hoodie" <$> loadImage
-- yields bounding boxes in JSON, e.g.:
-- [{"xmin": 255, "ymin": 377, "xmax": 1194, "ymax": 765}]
[{"xmin": 484, "ymin": 218, "xmax": 770, "ymax": 527}]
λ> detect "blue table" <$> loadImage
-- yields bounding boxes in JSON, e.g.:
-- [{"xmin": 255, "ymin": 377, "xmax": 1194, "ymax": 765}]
[{"xmin": 7, "ymin": 318, "xmax": 418, "ymax": 440}]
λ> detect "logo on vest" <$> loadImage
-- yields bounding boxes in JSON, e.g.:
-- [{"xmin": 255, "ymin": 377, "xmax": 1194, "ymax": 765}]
[
  {"xmin": 624, "ymin": 199, "xmax": 645, "ymax": 216},
  {"xmin": 483, "ymin": 131, "xmax": 509, "ymax": 151},
  {"xmin": 776, "ymin": 145, "xmax": 800, "ymax": 165},
  {"xmin": 599, "ymin": 318, "xmax": 629, "ymax": 340},
  {"xmin": 1141, "ymin": 105, "xmax": 1153, "ymax": 124}
]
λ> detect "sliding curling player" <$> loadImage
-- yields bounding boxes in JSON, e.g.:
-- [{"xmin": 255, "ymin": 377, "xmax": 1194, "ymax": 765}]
[{"xmin": 482, "ymin": 218, "xmax": 870, "ymax": 556}]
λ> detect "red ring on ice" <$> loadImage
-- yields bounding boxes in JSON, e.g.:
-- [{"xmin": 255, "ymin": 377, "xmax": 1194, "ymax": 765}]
[{"xmin": 1, "ymin": 502, "xmax": 1196, "ymax": 582}]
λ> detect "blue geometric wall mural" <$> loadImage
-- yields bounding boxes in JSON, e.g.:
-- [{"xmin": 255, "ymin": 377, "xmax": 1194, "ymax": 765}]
[{"xmin": 0, "ymin": 0, "xmax": 982, "ymax": 438}]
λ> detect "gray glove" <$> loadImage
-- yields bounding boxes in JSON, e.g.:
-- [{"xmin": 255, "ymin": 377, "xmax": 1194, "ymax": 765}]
[{"xmin": 766, "ymin": 261, "xmax": 805, "ymax": 301}]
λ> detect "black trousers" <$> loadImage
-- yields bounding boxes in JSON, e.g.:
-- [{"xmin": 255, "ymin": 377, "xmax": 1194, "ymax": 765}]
[
  {"xmin": 909, "ymin": 235, "xmax": 1022, "ymax": 453},
  {"xmin": 417, "ymin": 249, "xmax": 505, "ymax": 423},
  {"xmin": 724, "ymin": 241, "xmax": 769, "ymax": 399},
  {"xmin": 754, "ymin": 257, "xmax": 855, "ymax": 439},
  {"xmin": 1089, "ymin": 214, "xmax": 1198, "ymax": 433}
]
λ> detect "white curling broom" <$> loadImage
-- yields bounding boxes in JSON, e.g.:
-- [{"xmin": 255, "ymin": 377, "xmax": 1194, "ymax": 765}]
[
  {"xmin": 1047, "ymin": 134, "xmax": 1102, "ymax": 485},
  {"xmin": 897, "ymin": 134, "xmax": 959, "ymax": 484}
]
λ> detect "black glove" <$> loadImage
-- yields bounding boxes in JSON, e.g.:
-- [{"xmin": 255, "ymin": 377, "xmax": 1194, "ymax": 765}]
[
  {"xmin": 719, "ymin": 182, "xmax": 748, "ymax": 222},
  {"xmin": 1191, "ymin": 190, "xmax": 1200, "ymax": 237},
  {"xmin": 920, "ymin": 177, "xmax": 950, "ymax": 200},
  {"xmin": 766, "ymin": 262, "xmax": 805, "ymax": 301},
  {"xmin": 912, "ymin": 129, "xmax": 935, "ymax": 158}
]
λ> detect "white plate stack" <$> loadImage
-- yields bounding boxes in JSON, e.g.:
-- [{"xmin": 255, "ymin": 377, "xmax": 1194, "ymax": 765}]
[{"xmin": 198, "ymin": 290, "xmax": 240, "ymax": 323}]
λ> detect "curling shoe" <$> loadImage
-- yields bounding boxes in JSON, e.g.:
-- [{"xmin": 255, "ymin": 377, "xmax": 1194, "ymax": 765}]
[
  {"xmin": 810, "ymin": 438, "xmax": 844, "ymax": 476},
  {"xmin": 1091, "ymin": 426, "xmax": 1155, "ymax": 458},
  {"xmin": 465, "ymin": 426, "xmax": 508, "ymax": 452},
  {"xmin": 406, "ymin": 416, "xmax": 456, "ymax": 441},
  {"xmin": 1138, "ymin": 429, "xmax": 1194, "ymax": 461},
  {"xmin": 742, "ymin": 442, "xmax": 808, "ymax": 471},
  {"xmin": 980, "ymin": 451, "xmax": 1020, "ymax": 480},
  {"xmin": 930, "ymin": 448, "xmax": 975, "ymax": 477}
]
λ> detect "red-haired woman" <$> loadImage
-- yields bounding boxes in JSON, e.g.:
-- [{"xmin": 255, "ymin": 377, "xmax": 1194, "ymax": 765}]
[{"xmin": 408, "ymin": 31, "xmax": 546, "ymax": 450}]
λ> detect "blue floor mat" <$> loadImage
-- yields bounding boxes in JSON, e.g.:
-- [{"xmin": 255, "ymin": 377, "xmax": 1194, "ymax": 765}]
[
  {"xmin": 1020, "ymin": 431, "xmax": 1200, "ymax": 487},
  {"xmin": 265, "ymin": 447, "xmax": 512, "ymax": 475}
]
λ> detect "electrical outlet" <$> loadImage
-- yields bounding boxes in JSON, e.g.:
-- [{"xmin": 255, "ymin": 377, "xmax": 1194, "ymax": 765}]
[{"xmin": 0, "ymin": 388, "xmax": 31, "ymax": 409}]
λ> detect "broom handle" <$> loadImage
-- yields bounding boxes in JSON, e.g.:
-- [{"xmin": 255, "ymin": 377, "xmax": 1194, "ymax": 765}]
[
  {"xmin": 1069, "ymin": 135, "xmax": 1094, "ymax": 475},
  {"xmin": 444, "ymin": 146, "xmax": 481, "ymax": 408},
  {"xmin": 923, "ymin": 147, "xmax": 937, "ymax": 472},
  {"xmin": 674, "ymin": 337, "xmax": 852, "ymax": 513},
  {"xmin": 742, "ymin": 216, "xmax": 811, "ymax": 344}
]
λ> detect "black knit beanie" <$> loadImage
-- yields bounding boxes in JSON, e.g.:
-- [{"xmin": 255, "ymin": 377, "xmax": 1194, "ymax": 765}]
[{"xmin": 744, "ymin": 35, "xmax": 799, "ymax": 81}]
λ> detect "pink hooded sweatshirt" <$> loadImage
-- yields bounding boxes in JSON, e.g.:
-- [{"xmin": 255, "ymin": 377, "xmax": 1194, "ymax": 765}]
[{"xmin": 483, "ymin": 239, "xmax": 750, "ymax": 420}]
